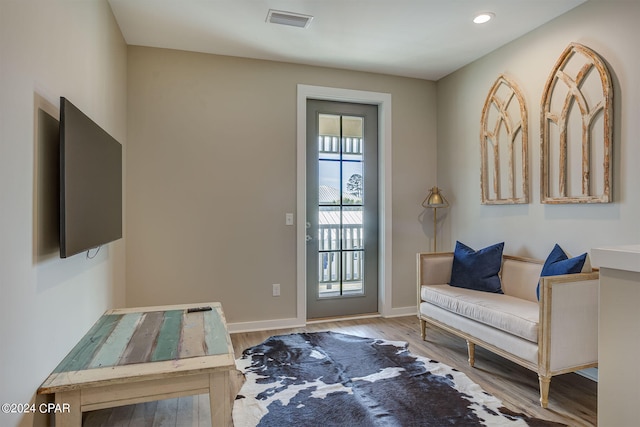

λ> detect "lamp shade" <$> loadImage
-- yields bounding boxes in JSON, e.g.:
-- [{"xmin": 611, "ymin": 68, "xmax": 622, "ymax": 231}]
[{"xmin": 423, "ymin": 186, "xmax": 449, "ymax": 208}]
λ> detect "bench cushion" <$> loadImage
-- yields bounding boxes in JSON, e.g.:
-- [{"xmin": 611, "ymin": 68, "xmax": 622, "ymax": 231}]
[
  {"xmin": 421, "ymin": 284, "xmax": 539, "ymax": 343},
  {"xmin": 450, "ymin": 241, "xmax": 504, "ymax": 293},
  {"xmin": 537, "ymin": 244, "xmax": 590, "ymax": 300}
]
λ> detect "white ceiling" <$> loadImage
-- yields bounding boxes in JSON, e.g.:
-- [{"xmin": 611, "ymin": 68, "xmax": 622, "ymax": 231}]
[{"xmin": 108, "ymin": 0, "xmax": 587, "ymax": 81}]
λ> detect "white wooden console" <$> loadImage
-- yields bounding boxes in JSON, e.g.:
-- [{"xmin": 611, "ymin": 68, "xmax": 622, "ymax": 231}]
[{"xmin": 591, "ymin": 244, "xmax": 640, "ymax": 427}]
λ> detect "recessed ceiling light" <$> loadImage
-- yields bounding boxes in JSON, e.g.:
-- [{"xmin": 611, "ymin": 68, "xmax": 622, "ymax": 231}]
[
  {"xmin": 473, "ymin": 13, "xmax": 495, "ymax": 24},
  {"xmin": 266, "ymin": 9, "xmax": 314, "ymax": 29}
]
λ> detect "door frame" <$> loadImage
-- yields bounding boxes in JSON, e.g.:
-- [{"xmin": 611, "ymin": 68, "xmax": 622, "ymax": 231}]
[{"xmin": 296, "ymin": 84, "xmax": 392, "ymax": 323}]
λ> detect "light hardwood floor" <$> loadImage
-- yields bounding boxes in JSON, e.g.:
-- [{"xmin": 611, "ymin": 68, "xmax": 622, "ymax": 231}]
[{"xmin": 83, "ymin": 316, "xmax": 596, "ymax": 426}]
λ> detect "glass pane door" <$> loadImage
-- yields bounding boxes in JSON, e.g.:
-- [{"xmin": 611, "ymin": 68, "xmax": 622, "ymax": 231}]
[
  {"xmin": 306, "ymin": 100, "xmax": 378, "ymax": 319},
  {"xmin": 317, "ymin": 114, "xmax": 365, "ymax": 297}
]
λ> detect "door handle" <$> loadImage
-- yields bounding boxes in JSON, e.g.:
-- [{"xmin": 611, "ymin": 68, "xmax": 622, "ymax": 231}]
[{"xmin": 306, "ymin": 235, "xmax": 313, "ymax": 241}]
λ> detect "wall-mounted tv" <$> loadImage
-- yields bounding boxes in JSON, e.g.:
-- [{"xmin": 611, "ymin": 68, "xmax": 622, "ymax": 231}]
[{"xmin": 59, "ymin": 97, "xmax": 122, "ymax": 258}]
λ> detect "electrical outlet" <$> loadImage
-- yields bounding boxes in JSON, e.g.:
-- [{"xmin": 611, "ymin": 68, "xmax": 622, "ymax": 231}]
[
  {"xmin": 272, "ymin": 283, "xmax": 281, "ymax": 297},
  {"xmin": 285, "ymin": 213, "xmax": 294, "ymax": 226}
]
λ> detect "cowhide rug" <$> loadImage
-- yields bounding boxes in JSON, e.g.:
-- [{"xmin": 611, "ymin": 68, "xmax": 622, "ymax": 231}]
[{"xmin": 233, "ymin": 332, "xmax": 565, "ymax": 427}]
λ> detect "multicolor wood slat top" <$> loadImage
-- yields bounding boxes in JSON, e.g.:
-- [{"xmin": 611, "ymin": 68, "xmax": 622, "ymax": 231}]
[{"xmin": 38, "ymin": 302, "xmax": 235, "ymax": 394}]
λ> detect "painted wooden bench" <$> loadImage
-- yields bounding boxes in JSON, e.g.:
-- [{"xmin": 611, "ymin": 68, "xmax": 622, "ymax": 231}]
[{"xmin": 38, "ymin": 302, "xmax": 235, "ymax": 427}]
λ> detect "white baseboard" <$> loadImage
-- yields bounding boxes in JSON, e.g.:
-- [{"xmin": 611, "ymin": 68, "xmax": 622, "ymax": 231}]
[
  {"xmin": 577, "ymin": 367, "xmax": 598, "ymax": 382},
  {"xmin": 227, "ymin": 317, "xmax": 305, "ymax": 334},
  {"xmin": 383, "ymin": 306, "xmax": 417, "ymax": 318},
  {"xmin": 227, "ymin": 307, "xmax": 417, "ymax": 334}
]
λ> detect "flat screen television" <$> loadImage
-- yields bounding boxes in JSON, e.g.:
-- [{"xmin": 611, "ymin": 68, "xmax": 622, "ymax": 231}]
[{"xmin": 59, "ymin": 97, "xmax": 122, "ymax": 258}]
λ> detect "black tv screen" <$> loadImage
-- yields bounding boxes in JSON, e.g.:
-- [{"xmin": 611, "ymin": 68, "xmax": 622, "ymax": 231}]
[{"xmin": 60, "ymin": 97, "xmax": 122, "ymax": 258}]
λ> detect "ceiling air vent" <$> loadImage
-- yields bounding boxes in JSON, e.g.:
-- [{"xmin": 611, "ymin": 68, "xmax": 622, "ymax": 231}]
[{"xmin": 266, "ymin": 9, "xmax": 314, "ymax": 29}]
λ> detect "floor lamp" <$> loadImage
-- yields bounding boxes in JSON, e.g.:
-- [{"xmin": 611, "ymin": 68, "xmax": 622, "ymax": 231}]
[{"xmin": 422, "ymin": 186, "xmax": 449, "ymax": 252}]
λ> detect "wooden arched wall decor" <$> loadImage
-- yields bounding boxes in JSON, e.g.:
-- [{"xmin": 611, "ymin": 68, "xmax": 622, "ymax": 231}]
[
  {"xmin": 480, "ymin": 74, "xmax": 529, "ymax": 204},
  {"xmin": 541, "ymin": 42, "xmax": 613, "ymax": 204}
]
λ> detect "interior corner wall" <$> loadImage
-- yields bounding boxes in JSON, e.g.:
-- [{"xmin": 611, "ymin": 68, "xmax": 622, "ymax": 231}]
[
  {"xmin": 0, "ymin": 2, "xmax": 127, "ymax": 427},
  {"xmin": 436, "ymin": 0, "xmax": 640, "ymax": 259},
  {"xmin": 125, "ymin": 47, "xmax": 437, "ymax": 323}
]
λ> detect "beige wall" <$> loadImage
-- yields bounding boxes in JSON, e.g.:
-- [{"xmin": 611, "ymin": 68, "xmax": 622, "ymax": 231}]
[
  {"xmin": 126, "ymin": 47, "xmax": 437, "ymax": 323},
  {"xmin": 0, "ymin": 2, "xmax": 127, "ymax": 426},
  {"xmin": 436, "ymin": 0, "xmax": 640, "ymax": 259}
]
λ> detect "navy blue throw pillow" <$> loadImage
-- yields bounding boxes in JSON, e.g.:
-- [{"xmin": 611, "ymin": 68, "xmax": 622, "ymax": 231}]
[
  {"xmin": 449, "ymin": 241, "xmax": 504, "ymax": 293},
  {"xmin": 536, "ymin": 244, "xmax": 588, "ymax": 300}
]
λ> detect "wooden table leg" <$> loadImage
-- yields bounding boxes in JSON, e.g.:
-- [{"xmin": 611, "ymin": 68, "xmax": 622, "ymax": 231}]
[
  {"xmin": 209, "ymin": 371, "xmax": 232, "ymax": 427},
  {"xmin": 55, "ymin": 390, "xmax": 81, "ymax": 427}
]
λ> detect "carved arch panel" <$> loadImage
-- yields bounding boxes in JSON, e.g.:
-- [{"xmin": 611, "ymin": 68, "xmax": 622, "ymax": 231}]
[
  {"xmin": 540, "ymin": 42, "xmax": 613, "ymax": 204},
  {"xmin": 480, "ymin": 74, "xmax": 529, "ymax": 204}
]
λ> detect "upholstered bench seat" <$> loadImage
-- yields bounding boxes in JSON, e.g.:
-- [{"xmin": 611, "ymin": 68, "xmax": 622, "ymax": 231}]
[{"xmin": 421, "ymin": 284, "xmax": 539, "ymax": 343}]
